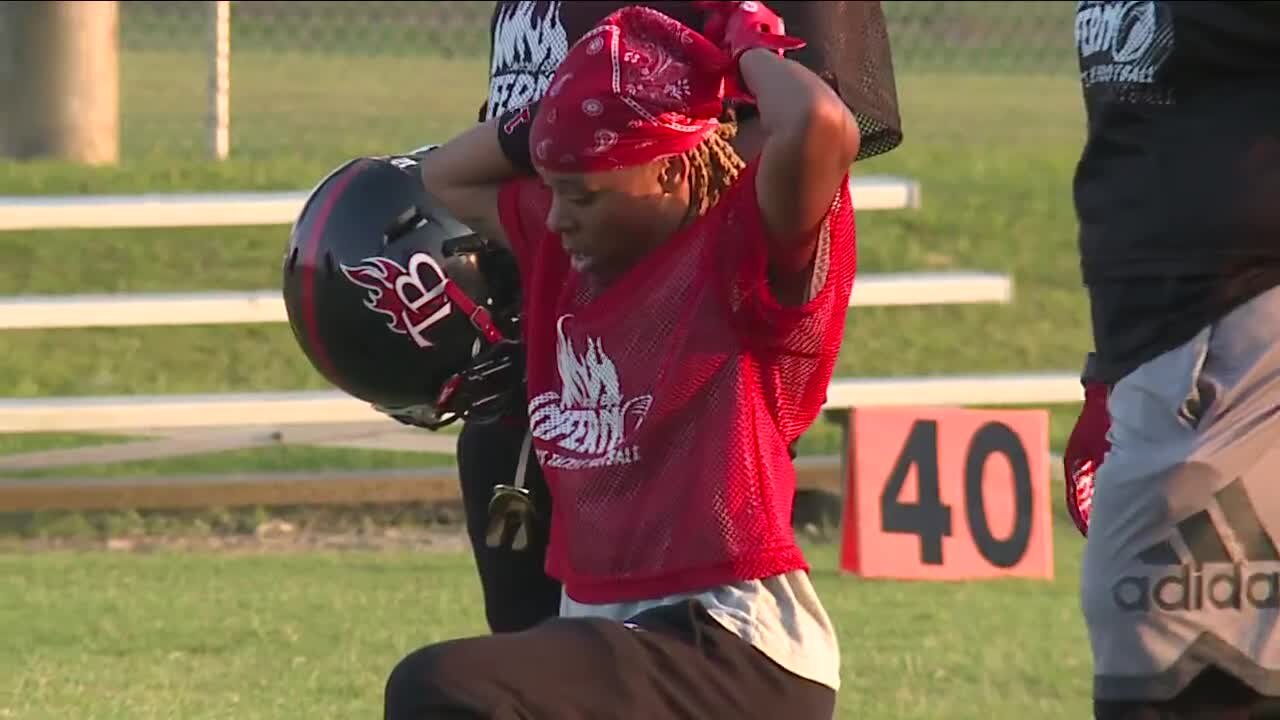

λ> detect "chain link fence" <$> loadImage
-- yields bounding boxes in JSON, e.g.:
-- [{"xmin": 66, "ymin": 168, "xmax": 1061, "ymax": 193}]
[{"xmin": 113, "ymin": 0, "xmax": 1079, "ymax": 162}]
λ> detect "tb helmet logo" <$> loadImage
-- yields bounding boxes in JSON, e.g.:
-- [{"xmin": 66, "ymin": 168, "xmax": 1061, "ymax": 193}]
[{"xmin": 340, "ymin": 253, "xmax": 452, "ymax": 348}]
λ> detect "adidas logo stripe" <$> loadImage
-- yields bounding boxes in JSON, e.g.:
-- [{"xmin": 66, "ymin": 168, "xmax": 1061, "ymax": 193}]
[
  {"xmin": 1138, "ymin": 478, "xmax": 1280, "ymax": 566},
  {"xmin": 1113, "ymin": 478, "xmax": 1280, "ymax": 612}
]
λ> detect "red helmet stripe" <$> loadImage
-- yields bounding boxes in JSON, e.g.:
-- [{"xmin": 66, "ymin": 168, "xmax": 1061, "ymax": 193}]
[{"xmin": 300, "ymin": 159, "xmax": 371, "ymax": 388}]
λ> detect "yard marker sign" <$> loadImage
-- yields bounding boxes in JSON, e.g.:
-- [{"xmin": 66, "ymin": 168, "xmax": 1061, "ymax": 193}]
[{"xmin": 840, "ymin": 407, "xmax": 1054, "ymax": 581}]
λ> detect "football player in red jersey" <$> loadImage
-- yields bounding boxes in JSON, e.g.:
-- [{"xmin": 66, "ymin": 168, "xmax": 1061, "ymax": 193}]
[
  {"xmin": 392, "ymin": 0, "xmax": 903, "ymax": 640},
  {"xmin": 381, "ymin": 3, "xmax": 862, "ymax": 717}
]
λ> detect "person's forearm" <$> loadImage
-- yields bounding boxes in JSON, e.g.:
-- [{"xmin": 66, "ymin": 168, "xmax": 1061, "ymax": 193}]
[
  {"xmin": 418, "ymin": 117, "xmax": 525, "ymax": 246},
  {"xmin": 733, "ymin": 46, "xmax": 860, "ymax": 258},
  {"xmin": 421, "ymin": 117, "xmax": 522, "ymax": 198},
  {"xmin": 738, "ymin": 49, "xmax": 856, "ymax": 154}
]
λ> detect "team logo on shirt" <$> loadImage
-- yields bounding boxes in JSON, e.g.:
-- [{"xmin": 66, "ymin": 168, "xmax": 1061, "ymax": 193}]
[
  {"xmin": 487, "ymin": 1, "xmax": 570, "ymax": 119},
  {"xmin": 1075, "ymin": 1, "xmax": 1175, "ymax": 105},
  {"xmin": 528, "ymin": 315, "xmax": 652, "ymax": 469}
]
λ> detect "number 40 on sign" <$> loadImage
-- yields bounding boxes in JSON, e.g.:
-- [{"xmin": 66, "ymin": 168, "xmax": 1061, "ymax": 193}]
[{"xmin": 840, "ymin": 406, "xmax": 1055, "ymax": 581}]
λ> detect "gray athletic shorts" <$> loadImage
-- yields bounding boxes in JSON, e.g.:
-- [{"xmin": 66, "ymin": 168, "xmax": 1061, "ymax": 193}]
[{"xmin": 1081, "ymin": 284, "xmax": 1280, "ymax": 702}]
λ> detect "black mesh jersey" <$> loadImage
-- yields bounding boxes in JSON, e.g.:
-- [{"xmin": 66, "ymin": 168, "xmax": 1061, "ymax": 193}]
[
  {"xmin": 1073, "ymin": 1, "xmax": 1280, "ymax": 383},
  {"xmin": 481, "ymin": 1, "xmax": 903, "ymax": 161}
]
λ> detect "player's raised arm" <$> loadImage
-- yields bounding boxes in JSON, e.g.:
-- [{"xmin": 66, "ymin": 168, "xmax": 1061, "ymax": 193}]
[
  {"xmin": 696, "ymin": 1, "xmax": 860, "ymax": 271},
  {"xmin": 418, "ymin": 113, "xmax": 530, "ymax": 250},
  {"xmin": 743, "ymin": 48, "xmax": 859, "ymax": 258}
]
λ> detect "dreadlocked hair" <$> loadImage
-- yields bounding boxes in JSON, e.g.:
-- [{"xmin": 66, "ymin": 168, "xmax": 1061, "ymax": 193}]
[{"xmin": 685, "ymin": 120, "xmax": 746, "ymax": 217}]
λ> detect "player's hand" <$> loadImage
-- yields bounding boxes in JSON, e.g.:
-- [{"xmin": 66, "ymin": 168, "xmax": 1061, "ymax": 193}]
[
  {"xmin": 693, "ymin": 1, "xmax": 806, "ymax": 61},
  {"xmin": 1063, "ymin": 380, "xmax": 1111, "ymax": 537},
  {"xmin": 693, "ymin": 1, "xmax": 805, "ymax": 103}
]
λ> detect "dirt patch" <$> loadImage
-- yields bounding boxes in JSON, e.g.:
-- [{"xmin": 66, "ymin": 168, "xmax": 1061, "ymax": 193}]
[
  {"xmin": 0, "ymin": 493, "xmax": 846, "ymax": 555},
  {"xmin": 0, "ymin": 501, "xmax": 477, "ymax": 555},
  {"xmin": 0, "ymin": 520, "xmax": 471, "ymax": 555}
]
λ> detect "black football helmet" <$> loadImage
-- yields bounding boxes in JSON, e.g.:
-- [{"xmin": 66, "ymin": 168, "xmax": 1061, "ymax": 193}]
[{"xmin": 281, "ymin": 152, "xmax": 524, "ymax": 430}]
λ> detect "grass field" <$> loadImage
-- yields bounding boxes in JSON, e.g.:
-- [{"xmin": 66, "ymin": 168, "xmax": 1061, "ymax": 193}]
[
  {"xmin": 0, "ymin": 5, "xmax": 1104, "ymax": 717},
  {"xmin": 0, "ymin": 534, "xmax": 1094, "ymax": 720}
]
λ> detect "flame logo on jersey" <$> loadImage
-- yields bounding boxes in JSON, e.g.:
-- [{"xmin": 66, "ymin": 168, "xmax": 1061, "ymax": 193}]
[
  {"xmin": 529, "ymin": 315, "xmax": 651, "ymax": 470},
  {"xmin": 340, "ymin": 253, "xmax": 452, "ymax": 348}
]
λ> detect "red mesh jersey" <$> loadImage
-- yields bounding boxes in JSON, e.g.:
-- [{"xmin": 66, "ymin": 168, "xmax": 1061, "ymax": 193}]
[{"xmin": 498, "ymin": 162, "xmax": 857, "ymax": 603}]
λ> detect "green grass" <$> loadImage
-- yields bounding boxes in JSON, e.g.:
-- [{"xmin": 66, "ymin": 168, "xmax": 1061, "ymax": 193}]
[
  {"xmin": 0, "ymin": 531, "xmax": 1092, "ymax": 720},
  {"xmin": 0, "ymin": 547, "xmax": 487, "ymax": 719}
]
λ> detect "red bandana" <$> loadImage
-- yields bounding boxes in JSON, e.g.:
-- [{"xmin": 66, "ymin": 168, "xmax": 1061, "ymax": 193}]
[{"xmin": 529, "ymin": 6, "xmax": 733, "ymax": 174}]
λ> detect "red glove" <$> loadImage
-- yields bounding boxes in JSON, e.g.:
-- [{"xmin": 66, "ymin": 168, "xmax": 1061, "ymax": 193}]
[
  {"xmin": 1064, "ymin": 380, "xmax": 1111, "ymax": 537},
  {"xmin": 693, "ymin": 1, "xmax": 806, "ymax": 103},
  {"xmin": 694, "ymin": 1, "xmax": 806, "ymax": 60}
]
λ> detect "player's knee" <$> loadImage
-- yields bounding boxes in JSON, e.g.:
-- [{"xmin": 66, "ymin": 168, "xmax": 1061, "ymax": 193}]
[
  {"xmin": 384, "ymin": 644, "xmax": 436, "ymax": 719},
  {"xmin": 384, "ymin": 640, "xmax": 489, "ymax": 719}
]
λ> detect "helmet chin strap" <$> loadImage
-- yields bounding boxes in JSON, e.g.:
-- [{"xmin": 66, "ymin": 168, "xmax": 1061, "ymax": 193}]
[
  {"xmin": 438, "ymin": 279, "xmax": 507, "ymax": 345},
  {"xmin": 514, "ymin": 429, "xmax": 533, "ymax": 492}
]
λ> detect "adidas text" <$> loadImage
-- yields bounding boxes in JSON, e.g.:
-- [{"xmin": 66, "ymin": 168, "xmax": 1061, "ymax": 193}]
[{"xmin": 1112, "ymin": 564, "xmax": 1280, "ymax": 612}]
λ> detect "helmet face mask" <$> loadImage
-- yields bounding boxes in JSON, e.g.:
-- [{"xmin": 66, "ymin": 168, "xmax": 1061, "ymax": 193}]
[
  {"xmin": 378, "ymin": 333, "xmax": 527, "ymax": 431},
  {"xmin": 282, "ymin": 154, "xmax": 525, "ymax": 430},
  {"xmin": 374, "ymin": 333, "xmax": 526, "ymax": 431}
]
